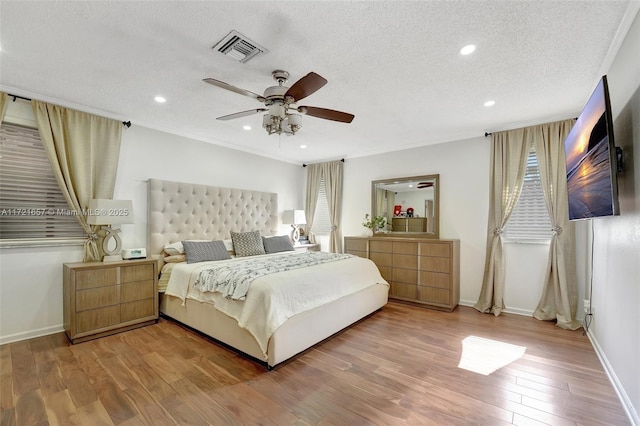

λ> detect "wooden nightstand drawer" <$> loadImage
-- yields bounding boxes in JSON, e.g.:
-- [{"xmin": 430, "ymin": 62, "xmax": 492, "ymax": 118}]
[
  {"xmin": 121, "ymin": 264, "xmax": 154, "ymax": 283},
  {"xmin": 121, "ymin": 280, "xmax": 155, "ymax": 302},
  {"xmin": 75, "ymin": 268, "xmax": 117, "ymax": 289},
  {"xmin": 121, "ymin": 299, "xmax": 155, "ymax": 322},
  {"xmin": 63, "ymin": 259, "xmax": 158, "ymax": 343},
  {"xmin": 76, "ymin": 286, "xmax": 118, "ymax": 312},
  {"xmin": 77, "ymin": 305, "xmax": 121, "ymax": 333}
]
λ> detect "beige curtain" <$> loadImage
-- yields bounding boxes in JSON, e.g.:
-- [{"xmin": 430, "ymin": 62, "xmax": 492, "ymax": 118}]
[
  {"xmin": 304, "ymin": 160, "xmax": 344, "ymax": 252},
  {"xmin": 32, "ymin": 101, "xmax": 122, "ymax": 261},
  {"xmin": 323, "ymin": 160, "xmax": 343, "ymax": 253},
  {"xmin": 474, "ymin": 129, "xmax": 531, "ymax": 315},
  {"xmin": 304, "ymin": 163, "xmax": 323, "ymax": 244},
  {"xmin": 0, "ymin": 93, "xmax": 7, "ymax": 121},
  {"xmin": 532, "ymin": 119, "xmax": 581, "ymax": 330}
]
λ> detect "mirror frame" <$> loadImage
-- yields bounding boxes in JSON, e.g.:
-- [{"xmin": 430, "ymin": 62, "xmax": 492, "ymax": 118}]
[{"xmin": 371, "ymin": 174, "xmax": 440, "ymax": 239}]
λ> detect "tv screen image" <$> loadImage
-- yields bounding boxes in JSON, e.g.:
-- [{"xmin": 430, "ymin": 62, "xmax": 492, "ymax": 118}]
[{"xmin": 564, "ymin": 76, "xmax": 619, "ymax": 220}]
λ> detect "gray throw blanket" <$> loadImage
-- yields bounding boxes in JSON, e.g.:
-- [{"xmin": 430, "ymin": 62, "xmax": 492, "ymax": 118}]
[{"xmin": 193, "ymin": 252, "xmax": 352, "ymax": 300}]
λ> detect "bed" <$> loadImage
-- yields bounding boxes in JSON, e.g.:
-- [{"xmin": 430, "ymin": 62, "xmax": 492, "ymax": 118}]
[{"xmin": 147, "ymin": 178, "xmax": 389, "ymax": 369}]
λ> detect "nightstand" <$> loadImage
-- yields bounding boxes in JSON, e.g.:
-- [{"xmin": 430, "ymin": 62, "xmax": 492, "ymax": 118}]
[
  {"xmin": 294, "ymin": 243, "xmax": 320, "ymax": 252},
  {"xmin": 63, "ymin": 258, "xmax": 158, "ymax": 343}
]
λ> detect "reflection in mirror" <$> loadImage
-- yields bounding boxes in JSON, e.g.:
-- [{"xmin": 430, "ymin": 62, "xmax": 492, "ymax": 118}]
[{"xmin": 371, "ymin": 174, "xmax": 439, "ymax": 238}]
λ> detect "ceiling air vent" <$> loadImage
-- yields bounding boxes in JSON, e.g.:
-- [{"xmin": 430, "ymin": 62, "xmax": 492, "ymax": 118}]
[{"xmin": 213, "ymin": 30, "xmax": 268, "ymax": 63}]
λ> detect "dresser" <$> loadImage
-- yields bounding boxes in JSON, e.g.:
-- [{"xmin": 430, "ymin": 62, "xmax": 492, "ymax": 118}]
[
  {"xmin": 63, "ymin": 258, "xmax": 158, "ymax": 343},
  {"xmin": 344, "ymin": 236, "xmax": 460, "ymax": 311}
]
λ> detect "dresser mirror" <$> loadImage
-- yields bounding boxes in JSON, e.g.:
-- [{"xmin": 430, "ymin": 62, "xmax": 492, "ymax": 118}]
[{"xmin": 371, "ymin": 174, "xmax": 439, "ymax": 239}]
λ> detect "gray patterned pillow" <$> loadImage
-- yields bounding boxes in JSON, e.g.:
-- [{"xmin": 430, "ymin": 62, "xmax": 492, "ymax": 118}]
[
  {"xmin": 262, "ymin": 235, "xmax": 294, "ymax": 254},
  {"xmin": 182, "ymin": 240, "xmax": 231, "ymax": 264},
  {"xmin": 230, "ymin": 231, "xmax": 266, "ymax": 257}
]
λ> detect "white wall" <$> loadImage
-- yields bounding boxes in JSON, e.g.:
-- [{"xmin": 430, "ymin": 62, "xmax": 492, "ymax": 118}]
[
  {"xmin": 0, "ymin": 120, "xmax": 304, "ymax": 344},
  {"xmin": 582, "ymin": 9, "xmax": 640, "ymax": 423}
]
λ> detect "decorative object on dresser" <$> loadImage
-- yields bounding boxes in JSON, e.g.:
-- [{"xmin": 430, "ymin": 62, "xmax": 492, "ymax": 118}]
[
  {"xmin": 345, "ymin": 236, "xmax": 459, "ymax": 311},
  {"xmin": 282, "ymin": 209, "xmax": 306, "ymax": 244},
  {"xmin": 362, "ymin": 214, "xmax": 387, "ymax": 233},
  {"xmin": 85, "ymin": 199, "xmax": 134, "ymax": 261},
  {"xmin": 63, "ymin": 258, "xmax": 158, "ymax": 343}
]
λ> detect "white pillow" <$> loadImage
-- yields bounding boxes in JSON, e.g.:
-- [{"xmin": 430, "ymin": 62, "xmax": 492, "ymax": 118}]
[{"xmin": 163, "ymin": 241, "xmax": 184, "ymax": 255}]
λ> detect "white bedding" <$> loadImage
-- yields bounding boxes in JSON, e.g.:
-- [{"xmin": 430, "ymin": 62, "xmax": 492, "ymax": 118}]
[{"xmin": 164, "ymin": 251, "xmax": 388, "ymax": 356}]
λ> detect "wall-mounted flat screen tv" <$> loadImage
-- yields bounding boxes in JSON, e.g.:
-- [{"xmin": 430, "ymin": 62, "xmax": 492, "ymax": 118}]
[{"xmin": 564, "ymin": 75, "xmax": 619, "ymax": 220}]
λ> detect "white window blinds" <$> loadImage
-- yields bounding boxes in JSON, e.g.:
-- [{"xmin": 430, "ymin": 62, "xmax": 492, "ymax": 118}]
[
  {"xmin": 311, "ymin": 178, "xmax": 332, "ymax": 236},
  {"xmin": 503, "ymin": 147, "xmax": 552, "ymax": 241},
  {"xmin": 0, "ymin": 122, "xmax": 85, "ymax": 240}
]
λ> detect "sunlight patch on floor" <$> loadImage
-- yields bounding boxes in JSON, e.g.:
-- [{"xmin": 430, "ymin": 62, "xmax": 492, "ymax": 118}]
[{"xmin": 458, "ymin": 335, "xmax": 526, "ymax": 375}]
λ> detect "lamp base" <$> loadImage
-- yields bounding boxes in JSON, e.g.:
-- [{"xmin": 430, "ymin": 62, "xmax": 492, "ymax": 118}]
[
  {"xmin": 291, "ymin": 225, "xmax": 301, "ymax": 244},
  {"xmin": 100, "ymin": 225, "xmax": 123, "ymax": 261}
]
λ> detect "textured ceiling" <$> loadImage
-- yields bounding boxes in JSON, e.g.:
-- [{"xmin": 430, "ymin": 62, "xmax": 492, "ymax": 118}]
[{"xmin": 1, "ymin": 1, "xmax": 637, "ymax": 164}]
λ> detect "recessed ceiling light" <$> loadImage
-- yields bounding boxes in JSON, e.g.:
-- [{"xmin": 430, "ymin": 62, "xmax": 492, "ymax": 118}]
[
  {"xmin": 243, "ymin": 125, "xmax": 252, "ymax": 131},
  {"xmin": 300, "ymin": 144, "xmax": 307, "ymax": 149},
  {"xmin": 154, "ymin": 96, "xmax": 166, "ymax": 103},
  {"xmin": 460, "ymin": 44, "xmax": 476, "ymax": 55},
  {"xmin": 484, "ymin": 100, "xmax": 496, "ymax": 107}
]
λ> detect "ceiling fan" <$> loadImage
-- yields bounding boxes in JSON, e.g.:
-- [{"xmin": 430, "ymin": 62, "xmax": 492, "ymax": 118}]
[{"xmin": 203, "ymin": 70, "xmax": 354, "ymax": 136}]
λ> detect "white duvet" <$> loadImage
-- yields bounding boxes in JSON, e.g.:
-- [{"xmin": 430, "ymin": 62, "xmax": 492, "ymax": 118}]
[{"xmin": 164, "ymin": 251, "xmax": 389, "ymax": 356}]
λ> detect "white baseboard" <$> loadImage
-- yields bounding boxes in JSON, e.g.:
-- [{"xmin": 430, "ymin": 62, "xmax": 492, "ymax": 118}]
[
  {"xmin": 459, "ymin": 299, "xmax": 534, "ymax": 317},
  {"xmin": 0, "ymin": 325, "xmax": 65, "ymax": 346},
  {"xmin": 585, "ymin": 329, "xmax": 639, "ymax": 425}
]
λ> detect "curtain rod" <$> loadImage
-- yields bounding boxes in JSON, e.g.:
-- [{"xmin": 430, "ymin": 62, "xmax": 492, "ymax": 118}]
[
  {"xmin": 484, "ymin": 117, "xmax": 577, "ymax": 137},
  {"xmin": 302, "ymin": 158, "xmax": 344, "ymax": 167},
  {"xmin": 6, "ymin": 93, "xmax": 132, "ymax": 128}
]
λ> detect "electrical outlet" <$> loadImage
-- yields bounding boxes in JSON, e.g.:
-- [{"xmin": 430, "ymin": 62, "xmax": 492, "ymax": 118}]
[{"xmin": 583, "ymin": 299, "xmax": 591, "ymax": 314}]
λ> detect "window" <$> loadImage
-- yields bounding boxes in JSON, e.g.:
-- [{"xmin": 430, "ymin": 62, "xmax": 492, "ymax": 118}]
[
  {"xmin": 0, "ymin": 121, "xmax": 85, "ymax": 243},
  {"xmin": 311, "ymin": 177, "xmax": 332, "ymax": 236},
  {"xmin": 503, "ymin": 146, "xmax": 552, "ymax": 241}
]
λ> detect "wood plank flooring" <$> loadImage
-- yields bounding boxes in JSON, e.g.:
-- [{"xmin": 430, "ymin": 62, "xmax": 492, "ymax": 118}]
[{"xmin": 0, "ymin": 303, "xmax": 629, "ymax": 425}]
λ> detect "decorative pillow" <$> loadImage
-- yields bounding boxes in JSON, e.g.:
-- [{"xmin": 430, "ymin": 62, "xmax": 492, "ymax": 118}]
[
  {"xmin": 163, "ymin": 254, "xmax": 187, "ymax": 263},
  {"xmin": 231, "ymin": 231, "xmax": 266, "ymax": 257},
  {"xmin": 262, "ymin": 235, "xmax": 294, "ymax": 254},
  {"xmin": 182, "ymin": 240, "xmax": 231, "ymax": 264},
  {"xmin": 164, "ymin": 239, "xmax": 211, "ymax": 256}
]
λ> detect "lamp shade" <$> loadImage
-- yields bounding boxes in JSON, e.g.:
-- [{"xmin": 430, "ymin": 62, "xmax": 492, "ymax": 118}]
[
  {"xmin": 282, "ymin": 209, "xmax": 306, "ymax": 225},
  {"xmin": 86, "ymin": 199, "xmax": 134, "ymax": 225}
]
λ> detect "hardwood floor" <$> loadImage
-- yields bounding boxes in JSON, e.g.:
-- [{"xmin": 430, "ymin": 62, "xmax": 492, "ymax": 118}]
[{"xmin": 0, "ymin": 302, "xmax": 629, "ymax": 425}]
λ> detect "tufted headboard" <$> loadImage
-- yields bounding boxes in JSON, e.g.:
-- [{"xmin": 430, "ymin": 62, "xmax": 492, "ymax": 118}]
[{"xmin": 147, "ymin": 178, "xmax": 278, "ymax": 256}]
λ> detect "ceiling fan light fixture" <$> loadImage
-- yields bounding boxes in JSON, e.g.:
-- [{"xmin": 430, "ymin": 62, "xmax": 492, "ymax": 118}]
[
  {"xmin": 269, "ymin": 104, "xmax": 286, "ymax": 118},
  {"xmin": 204, "ymin": 69, "xmax": 354, "ymax": 137}
]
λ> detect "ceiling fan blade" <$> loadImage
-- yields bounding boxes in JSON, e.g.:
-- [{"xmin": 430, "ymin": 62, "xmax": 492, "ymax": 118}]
[
  {"xmin": 217, "ymin": 109, "xmax": 267, "ymax": 121},
  {"xmin": 203, "ymin": 78, "xmax": 266, "ymax": 102},
  {"xmin": 298, "ymin": 106, "xmax": 355, "ymax": 123},
  {"xmin": 417, "ymin": 182, "xmax": 433, "ymax": 187},
  {"xmin": 285, "ymin": 72, "xmax": 328, "ymax": 102}
]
